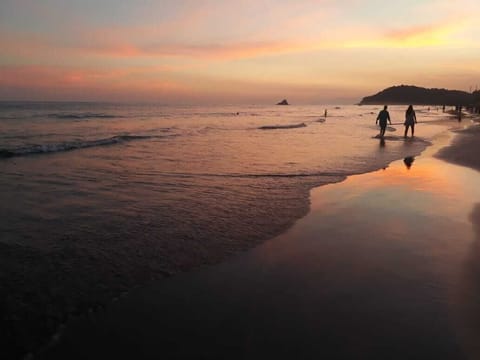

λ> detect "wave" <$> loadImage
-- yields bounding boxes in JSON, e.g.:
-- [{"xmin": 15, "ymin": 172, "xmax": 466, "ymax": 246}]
[
  {"xmin": 258, "ymin": 122, "xmax": 307, "ymax": 130},
  {"xmin": 158, "ymin": 170, "xmax": 347, "ymax": 179},
  {"xmin": 0, "ymin": 134, "xmax": 170, "ymax": 158},
  {"xmin": 0, "ymin": 115, "xmax": 22, "ymax": 120},
  {"xmin": 183, "ymin": 111, "xmax": 244, "ymax": 118},
  {"xmin": 47, "ymin": 113, "xmax": 121, "ymax": 119}
]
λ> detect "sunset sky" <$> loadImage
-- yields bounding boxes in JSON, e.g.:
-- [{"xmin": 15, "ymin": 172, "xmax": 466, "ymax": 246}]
[{"xmin": 1, "ymin": 0, "xmax": 479, "ymax": 104}]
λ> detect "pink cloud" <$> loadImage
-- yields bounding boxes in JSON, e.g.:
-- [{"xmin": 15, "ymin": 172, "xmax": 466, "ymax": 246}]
[
  {"xmin": 88, "ymin": 40, "xmax": 317, "ymax": 59},
  {"xmin": 0, "ymin": 65, "xmax": 187, "ymax": 93},
  {"xmin": 1, "ymin": 28, "xmax": 322, "ymax": 62}
]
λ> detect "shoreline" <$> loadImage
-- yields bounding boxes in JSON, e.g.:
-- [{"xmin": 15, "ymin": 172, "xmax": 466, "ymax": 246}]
[
  {"xmin": 40, "ymin": 118, "xmax": 480, "ymax": 359},
  {"xmin": 435, "ymin": 122, "xmax": 480, "ymax": 172},
  {"xmin": 2, "ymin": 107, "xmax": 452, "ymax": 359}
]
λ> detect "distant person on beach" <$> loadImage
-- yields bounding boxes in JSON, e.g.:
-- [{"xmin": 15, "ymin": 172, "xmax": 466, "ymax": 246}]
[
  {"xmin": 404, "ymin": 105, "xmax": 417, "ymax": 137},
  {"xmin": 376, "ymin": 105, "xmax": 391, "ymax": 138},
  {"xmin": 324, "ymin": 109, "xmax": 328, "ymax": 118}
]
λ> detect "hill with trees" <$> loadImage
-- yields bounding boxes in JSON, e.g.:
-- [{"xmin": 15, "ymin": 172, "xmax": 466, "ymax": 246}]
[{"xmin": 359, "ymin": 85, "xmax": 474, "ymax": 106}]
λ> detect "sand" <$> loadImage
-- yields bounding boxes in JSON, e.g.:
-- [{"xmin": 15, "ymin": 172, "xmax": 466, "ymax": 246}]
[
  {"xmin": 436, "ymin": 124, "xmax": 480, "ymax": 171},
  {"xmin": 41, "ymin": 122, "xmax": 480, "ymax": 360}
]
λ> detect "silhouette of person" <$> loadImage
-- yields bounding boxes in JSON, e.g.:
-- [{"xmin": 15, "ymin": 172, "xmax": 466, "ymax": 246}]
[
  {"xmin": 376, "ymin": 105, "xmax": 391, "ymax": 138},
  {"xmin": 404, "ymin": 105, "xmax": 417, "ymax": 137}
]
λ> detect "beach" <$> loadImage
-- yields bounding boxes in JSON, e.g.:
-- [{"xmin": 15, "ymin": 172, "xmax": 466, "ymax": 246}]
[
  {"xmin": 436, "ymin": 124, "xmax": 480, "ymax": 171},
  {"xmin": 3, "ymin": 1, "xmax": 480, "ymax": 358},
  {"xmin": 2, "ymin": 103, "xmax": 447, "ymax": 358},
  {"xmin": 37, "ymin": 115, "xmax": 480, "ymax": 359},
  {"xmin": 0, "ymin": 103, "xmax": 477, "ymax": 359}
]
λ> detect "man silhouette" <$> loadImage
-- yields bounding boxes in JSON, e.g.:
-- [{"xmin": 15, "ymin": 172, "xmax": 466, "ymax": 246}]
[{"xmin": 376, "ymin": 105, "xmax": 391, "ymax": 138}]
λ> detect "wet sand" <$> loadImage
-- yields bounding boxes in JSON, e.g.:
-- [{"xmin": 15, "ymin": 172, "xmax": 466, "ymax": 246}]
[
  {"xmin": 42, "ymin": 125, "xmax": 480, "ymax": 359},
  {"xmin": 436, "ymin": 124, "xmax": 480, "ymax": 172}
]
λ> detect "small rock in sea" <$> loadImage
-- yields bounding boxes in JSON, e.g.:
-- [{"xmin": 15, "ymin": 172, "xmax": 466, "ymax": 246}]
[{"xmin": 276, "ymin": 99, "xmax": 289, "ymax": 105}]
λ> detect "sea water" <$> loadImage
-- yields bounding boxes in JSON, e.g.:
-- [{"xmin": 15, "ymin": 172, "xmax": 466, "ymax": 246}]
[{"xmin": 0, "ymin": 101, "xmax": 452, "ymax": 355}]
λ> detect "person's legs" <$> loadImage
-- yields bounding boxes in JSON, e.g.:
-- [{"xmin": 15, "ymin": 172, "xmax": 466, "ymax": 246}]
[
  {"xmin": 405, "ymin": 124, "xmax": 414, "ymax": 137},
  {"xmin": 411, "ymin": 124, "xmax": 415, "ymax": 137},
  {"xmin": 380, "ymin": 121, "xmax": 387, "ymax": 137}
]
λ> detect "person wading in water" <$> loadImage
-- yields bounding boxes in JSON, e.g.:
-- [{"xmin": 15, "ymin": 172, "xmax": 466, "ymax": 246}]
[
  {"xmin": 376, "ymin": 105, "xmax": 391, "ymax": 138},
  {"xmin": 404, "ymin": 105, "xmax": 417, "ymax": 137}
]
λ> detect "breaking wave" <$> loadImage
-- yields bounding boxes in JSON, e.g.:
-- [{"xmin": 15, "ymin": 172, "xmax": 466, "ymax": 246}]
[
  {"xmin": 258, "ymin": 122, "xmax": 307, "ymax": 130},
  {"xmin": 157, "ymin": 170, "xmax": 348, "ymax": 179},
  {"xmin": 0, "ymin": 134, "xmax": 171, "ymax": 158},
  {"xmin": 47, "ymin": 112, "xmax": 121, "ymax": 119}
]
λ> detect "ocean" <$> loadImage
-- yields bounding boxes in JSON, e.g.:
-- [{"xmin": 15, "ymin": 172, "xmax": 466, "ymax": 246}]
[{"xmin": 0, "ymin": 101, "xmax": 451, "ymax": 356}]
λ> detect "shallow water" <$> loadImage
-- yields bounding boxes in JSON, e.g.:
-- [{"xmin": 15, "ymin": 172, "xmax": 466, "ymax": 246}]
[
  {"xmin": 0, "ymin": 102, "xmax": 457, "ymax": 356},
  {"xmin": 45, "ymin": 150, "xmax": 480, "ymax": 360}
]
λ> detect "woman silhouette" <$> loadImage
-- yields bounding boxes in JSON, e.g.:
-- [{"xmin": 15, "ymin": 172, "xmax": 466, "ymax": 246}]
[{"xmin": 404, "ymin": 105, "xmax": 417, "ymax": 137}]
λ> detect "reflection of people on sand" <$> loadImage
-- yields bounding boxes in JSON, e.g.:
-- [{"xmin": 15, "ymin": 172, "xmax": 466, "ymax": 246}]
[
  {"xmin": 376, "ymin": 105, "xmax": 391, "ymax": 138},
  {"xmin": 404, "ymin": 105, "xmax": 417, "ymax": 138},
  {"xmin": 403, "ymin": 156, "xmax": 414, "ymax": 169}
]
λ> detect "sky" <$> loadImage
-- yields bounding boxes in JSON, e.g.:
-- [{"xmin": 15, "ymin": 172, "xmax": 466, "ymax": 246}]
[{"xmin": 1, "ymin": 0, "xmax": 479, "ymax": 104}]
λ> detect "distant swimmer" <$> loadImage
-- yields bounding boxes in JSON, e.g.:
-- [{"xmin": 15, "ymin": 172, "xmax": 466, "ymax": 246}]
[
  {"xmin": 376, "ymin": 105, "xmax": 391, "ymax": 138},
  {"xmin": 404, "ymin": 105, "xmax": 417, "ymax": 137}
]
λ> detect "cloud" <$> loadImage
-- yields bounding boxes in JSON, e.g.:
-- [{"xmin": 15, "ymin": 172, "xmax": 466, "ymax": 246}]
[
  {"xmin": 84, "ymin": 40, "xmax": 322, "ymax": 60},
  {"xmin": 0, "ymin": 63, "xmax": 361, "ymax": 103},
  {"xmin": 0, "ymin": 65, "xmax": 187, "ymax": 95},
  {"xmin": 343, "ymin": 18, "xmax": 471, "ymax": 48},
  {"xmin": 383, "ymin": 19, "xmax": 466, "ymax": 47}
]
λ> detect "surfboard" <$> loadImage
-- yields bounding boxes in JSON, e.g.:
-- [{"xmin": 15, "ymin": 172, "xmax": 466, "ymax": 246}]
[{"xmin": 369, "ymin": 125, "xmax": 396, "ymax": 132}]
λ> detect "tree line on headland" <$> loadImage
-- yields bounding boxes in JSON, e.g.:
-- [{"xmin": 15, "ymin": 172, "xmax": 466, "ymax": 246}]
[{"xmin": 359, "ymin": 85, "xmax": 480, "ymax": 110}]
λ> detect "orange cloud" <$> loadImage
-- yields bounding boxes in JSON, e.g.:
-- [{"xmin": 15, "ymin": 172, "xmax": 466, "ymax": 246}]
[
  {"xmin": 338, "ymin": 17, "xmax": 472, "ymax": 49},
  {"xmin": 384, "ymin": 20, "xmax": 464, "ymax": 47},
  {"xmin": 0, "ymin": 63, "xmax": 362, "ymax": 104},
  {"xmin": 83, "ymin": 17, "xmax": 476, "ymax": 60},
  {"xmin": 0, "ymin": 29, "xmax": 323, "ymax": 62},
  {"xmin": 387, "ymin": 23, "xmax": 443, "ymax": 41},
  {"xmin": 2, "ymin": 17, "xmax": 466, "ymax": 65},
  {"xmin": 89, "ymin": 40, "xmax": 319, "ymax": 59},
  {"xmin": 0, "ymin": 65, "xmax": 188, "ymax": 96}
]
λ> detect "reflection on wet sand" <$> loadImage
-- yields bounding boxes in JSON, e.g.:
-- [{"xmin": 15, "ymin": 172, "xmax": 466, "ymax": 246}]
[
  {"xmin": 404, "ymin": 156, "xmax": 415, "ymax": 169},
  {"xmin": 45, "ymin": 156, "xmax": 480, "ymax": 360},
  {"xmin": 454, "ymin": 204, "xmax": 480, "ymax": 359}
]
